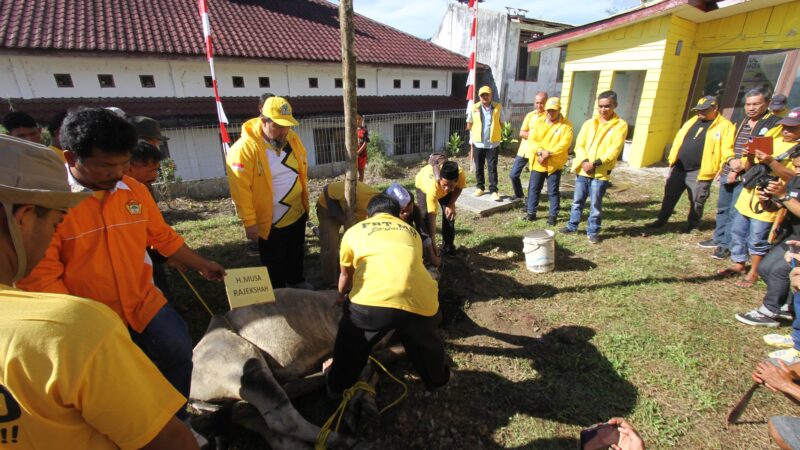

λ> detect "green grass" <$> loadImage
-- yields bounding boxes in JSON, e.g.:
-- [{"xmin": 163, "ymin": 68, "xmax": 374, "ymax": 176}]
[{"xmin": 164, "ymin": 154, "xmax": 792, "ymax": 449}]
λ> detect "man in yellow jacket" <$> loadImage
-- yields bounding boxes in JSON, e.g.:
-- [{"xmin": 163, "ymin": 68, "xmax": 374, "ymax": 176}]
[
  {"xmin": 467, "ymin": 85, "xmax": 505, "ymax": 201},
  {"xmin": 226, "ymin": 97, "xmax": 312, "ymax": 289},
  {"xmin": 510, "ymin": 91, "xmax": 547, "ymax": 200},
  {"xmin": 648, "ymin": 96, "xmax": 735, "ymax": 232},
  {"xmin": 525, "ymin": 97, "xmax": 573, "ymax": 225},
  {"xmin": 561, "ymin": 91, "xmax": 628, "ymax": 244}
]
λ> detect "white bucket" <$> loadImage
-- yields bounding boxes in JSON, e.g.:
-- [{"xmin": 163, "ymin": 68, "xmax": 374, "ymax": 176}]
[{"xmin": 523, "ymin": 229, "xmax": 555, "ymax": 273}]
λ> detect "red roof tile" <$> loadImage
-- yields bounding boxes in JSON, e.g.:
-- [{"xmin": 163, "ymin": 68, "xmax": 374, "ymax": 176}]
[
  {"xmin": 1, "ymin": 95, "xmax": 467, "ymax": 127},
  {"xmin": 0, "ymin": 0, "xmax": 469, "ymax": 69}
]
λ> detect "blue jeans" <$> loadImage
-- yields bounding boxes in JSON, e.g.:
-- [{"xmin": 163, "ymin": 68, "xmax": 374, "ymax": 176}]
[
  {"xmin": 729, "ymin": 209, "xmax": 773, "ymax": 264},
  {"xmin": 509, "ymin": 155, "xmax": 529, "ymax": 199},
  {"xmin": 567, "ymin": 175, "xmax": 609, "ymax": 236},
  {"xmin": 792, "ymin": 292, "xmax": 800, "ymax": 351},
  {"xmin": 712, "ymin": 182, "xmax": 743, "ymax": 250},
  {"xmin": 130, "ymin": 304, "xmax": 193, "ymax": 419},
  {"xmin": 527, "ymin": 169, "xmax": 562, "ymax": 218}
]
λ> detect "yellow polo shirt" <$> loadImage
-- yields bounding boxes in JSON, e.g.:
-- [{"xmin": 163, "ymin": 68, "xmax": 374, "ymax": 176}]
[
  {"xmin": 414, "ymin": 164, "xmax": 466, "ymax": 214},
  {"xmin": 340, "ymin": 213, "xmax": 438, "ymax": 316}
]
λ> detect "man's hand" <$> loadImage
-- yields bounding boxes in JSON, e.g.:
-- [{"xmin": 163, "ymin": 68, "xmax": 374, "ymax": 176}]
[
  {"xmin": 197, "ymin": 260, "xmax": 226, "ymax": 281},
  {"xmin": 791, "ymin": 267, "xmax": 800, "ymax": 292},
  {"xmin": 445, "ymin": 204, "xmax": 456, "ymax": 221},
  {"xmin": 336, "ymin": 291, "xmax": 346, "ymax": 306},
  {"xmin": 786, "ymin": 240, "xmax": 800, "ymax": 267},
  {"xmin": 729, "ymin": 159, "xmax": 742, "ymax": 172},
  {"xmin": 608, "ymin": 418, "xmax": 645, "ymax": 450},
  {"xmin": 766, "ymin": 180, "xmax": 787, "ymax": 197},
  {"xmin": 753, "ymin": 360, "xmax": 795, "ymax": 393},
  {"xmin": 245, "ymin": 225, "xmax": 259, "ymax": 241},
  {"xmin": 581, "ymin": 161, "xmax": 595, "ymax": 174},
  {"xmin": 429, "ymin": 248, "xmax": 442, "ymax": 269},
  {"xmin": 726, "ymin": 170, "xmax": 739, "ymax": 184}
]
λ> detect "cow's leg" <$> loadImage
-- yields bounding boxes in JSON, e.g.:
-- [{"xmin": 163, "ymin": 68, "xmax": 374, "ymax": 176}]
[
  {"xmin": 240, "ymin": 354, "xmax": 360, "ymax": 449},
  {"xmin": 229, "ymin": 401, "xmax": 310, "ymax": 450},
  {"xmin": 343, "ymin": 345, "xmax": 407, "ymax": 431}
]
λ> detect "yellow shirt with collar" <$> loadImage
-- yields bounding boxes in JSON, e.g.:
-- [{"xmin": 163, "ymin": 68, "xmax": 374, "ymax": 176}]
[
  {"xmin": 517, "ymin": 110, "xmax": 545, "ymax": 158},
  {"xmin": 339, "ymin": 213, "xmax": 438, "ymax": 316},
  {"xmin": 414, "ymin": 164, "xmax": 466, "ymax": 214},
  {"xmin": 735, "ymin": 138, "xmax": 798, "ymax": 222}
]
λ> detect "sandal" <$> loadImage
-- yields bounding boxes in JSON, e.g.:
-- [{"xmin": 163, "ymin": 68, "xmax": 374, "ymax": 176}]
[
  {"xmin": 718, "ymin": 268, "xmax": 746, "ymax": 277},
  {"xmin": 735, "ymin": 278, "xmax": 756, "ymax": 288}
]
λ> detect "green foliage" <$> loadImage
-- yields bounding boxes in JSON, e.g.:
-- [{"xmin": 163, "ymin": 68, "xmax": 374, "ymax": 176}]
[
  {"xmin": 158, "ymin": 158, "xmax": 181, "ymax": 183},
  {"xmin": 500, "ymin": 121, "xmax": 519, "ymax": 153},
  {"xmin": 446, "ymin": 132, "xmax": 465, "ymax": 157},
  {"xmin": 364, "ymin": 131, "xmax": 403, "ymax": 179}
]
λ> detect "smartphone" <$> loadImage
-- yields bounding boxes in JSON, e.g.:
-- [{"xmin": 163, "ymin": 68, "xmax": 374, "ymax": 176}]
[{"xmin": 580, "ymin": 423, "xmax": 620, "ymax": 450}]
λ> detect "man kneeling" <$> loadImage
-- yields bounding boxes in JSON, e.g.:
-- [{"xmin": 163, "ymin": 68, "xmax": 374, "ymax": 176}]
[{"xmin": 326, "ymin": 194, "xmax": 451, "ymax": 396}]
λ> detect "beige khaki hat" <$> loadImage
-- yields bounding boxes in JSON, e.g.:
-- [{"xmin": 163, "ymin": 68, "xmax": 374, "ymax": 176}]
[
  {"xmin": 261, "ymin": 96, "xmax": 299, "ymax": 127},
  {"xmin": 0, "ymin": 134, "xmax": 90, "ymax": 211}
]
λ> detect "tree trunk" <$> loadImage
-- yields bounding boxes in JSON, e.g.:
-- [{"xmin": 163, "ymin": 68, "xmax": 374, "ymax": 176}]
[{"xmin": 339, "ymin": 0, "xmax": 358, "ymax": 228}]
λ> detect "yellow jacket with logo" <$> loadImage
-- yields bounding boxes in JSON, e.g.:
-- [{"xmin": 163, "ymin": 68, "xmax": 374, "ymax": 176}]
[
  {"xmin": 469, "ymin": 101, "xmax": 502, "ymax": 145},
  {"xmin": 517, "ymin": 111, "xmax": 544, "ymax": 157},
  {"xmin": 528, "ymin": 114, "xmax": 574, "ymax": 174},
  {"xmin": 571, "ymin": 114, "xmax": 628, "ymax": 181},
  {"xmin": 226, "ymin": 118, "xmax": 309, "ymax": 240},
  {"xmin": 667, "ymin": 114, "xmax": 736, "ymax": 181}
]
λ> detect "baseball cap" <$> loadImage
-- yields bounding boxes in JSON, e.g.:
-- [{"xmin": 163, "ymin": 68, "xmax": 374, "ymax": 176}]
[
  {"xmin": 130, "ymin": 116, "xmax": 170, "ymax": 141},
  {"xmin": 479, "ymin": 86, "xmax": 492, "ymax": 96},
  {"xmin": 545, "ymin": 97, "xmax": 561, "ymax": 111},
  {"xmin": 385, "ymin": 182, "xmax": 411, "ymax": 208},
  {"xmin": 778, "ymin": 107, "xmax": 800, "ymax": 127},
  {"xmin": 0, "ymin": 135, "xmax": 90, "ymax": 211},
  {"xmin": 692, "ymin": 95, "xmax": 718, "ymax": 110},
  {"xmin": 262, "ymin": 96, "xmax": 299, "ymax": 127},
  {"xmin": 770, "ymin": 94, "xmax": 788, "ymax": 111}
]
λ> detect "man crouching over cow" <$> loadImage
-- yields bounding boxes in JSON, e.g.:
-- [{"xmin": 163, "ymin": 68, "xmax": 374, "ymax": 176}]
[{"xmin": 326, "ymin": 194, "xmax": 452, "ymax": 397}]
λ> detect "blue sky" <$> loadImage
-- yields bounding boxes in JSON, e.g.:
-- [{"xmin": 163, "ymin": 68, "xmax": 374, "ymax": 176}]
[{"xmin": 343, "ymin": 0, "xmax": 643, "ymax": 39}]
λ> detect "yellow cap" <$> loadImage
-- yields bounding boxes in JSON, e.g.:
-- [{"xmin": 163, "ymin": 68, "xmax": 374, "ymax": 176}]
[
  {"xmin": 478, "ymin": 86, "xmax": 492, "ymax": 96},
  {"xmin": 545, "ymin": 97, "xmax": 561, "ymax": 111},
  {"xmin": 261, "ymin": 96, "xmax": 299, "ymax": 127}
]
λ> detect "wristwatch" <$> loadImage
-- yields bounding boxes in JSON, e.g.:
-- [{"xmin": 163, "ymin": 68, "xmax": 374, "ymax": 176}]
[{"xmin": 777, "ymin": 194, "xmax": 793, "ymax": 204}]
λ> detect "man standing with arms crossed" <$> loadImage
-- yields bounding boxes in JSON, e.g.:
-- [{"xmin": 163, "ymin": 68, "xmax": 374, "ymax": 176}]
[
  {"xmin": 467, "ymin": 86, "xmax": 504, "ymax": 201},
  {"xmin": 561, "ymin": 91, "xmax": 628, "ymax": 244},
  {"xmin": 509, "ymin": 91, "xmax": 547, "ymax": 201},
  {"xmin": 648, "ymin": 96, "xmax": 735, "ymax": 232}
]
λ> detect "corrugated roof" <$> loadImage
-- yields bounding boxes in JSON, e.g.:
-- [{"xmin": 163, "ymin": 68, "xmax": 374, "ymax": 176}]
[{"xmin": 0, "ymin": 0, "xmax": 469, "ymax": 69}]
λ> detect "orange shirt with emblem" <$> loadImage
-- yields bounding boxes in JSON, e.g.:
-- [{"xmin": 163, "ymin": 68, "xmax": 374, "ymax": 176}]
[{"xmin": 17, "ymin": 175, "xmax": 185, "ymax": 332}]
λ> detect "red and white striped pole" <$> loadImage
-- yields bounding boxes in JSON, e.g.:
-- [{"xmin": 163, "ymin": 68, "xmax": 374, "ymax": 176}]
[
  {"xmin": 465, "ymin": 0, "xmax": 478, "ymax": 116},
  {"xmin": 198, "ymin": 0, "xmax": 231, "ymax": 156}
]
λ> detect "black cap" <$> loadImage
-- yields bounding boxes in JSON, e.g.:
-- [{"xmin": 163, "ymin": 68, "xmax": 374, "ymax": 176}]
[
  {"xmin": 692, "ymin": 95, "xmax": 718, "ymax": 111},
  {"xmin": 130, "ymin": 116, "xmax": 169, "ymax": 141},
  {"xmin": 770, "ymin": 94, "xmax": 788, "ymax": 111},
  {"xmin": 778, "ymin": 107, "xmax": 800, "ymax": 127}
]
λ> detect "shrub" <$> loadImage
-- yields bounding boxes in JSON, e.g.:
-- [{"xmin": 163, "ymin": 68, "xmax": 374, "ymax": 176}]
[{"xmin": 364, "ymin": 131, "xmax": 403, "ymax": 179}]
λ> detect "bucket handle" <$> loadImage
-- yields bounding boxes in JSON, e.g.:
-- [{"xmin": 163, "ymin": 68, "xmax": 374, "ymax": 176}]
[{"xmin": 523, "ymin": 243, "xmax": 542, "ymax": 254}]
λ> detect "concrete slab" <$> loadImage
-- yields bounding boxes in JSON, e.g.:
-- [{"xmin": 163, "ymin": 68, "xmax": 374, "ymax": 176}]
[{"xmin": 456, "ymin": 187, "xmax": 524, "ymax": 217}]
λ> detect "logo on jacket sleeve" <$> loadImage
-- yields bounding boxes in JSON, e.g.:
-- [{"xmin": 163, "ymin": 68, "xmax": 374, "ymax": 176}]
[
  {"xmin": 126, "ymin": 200, "xmax": 142, "ymax": 215},
  {"xmin": 230, "ymin": 162, "xmax": 245, "ymax": 172}
]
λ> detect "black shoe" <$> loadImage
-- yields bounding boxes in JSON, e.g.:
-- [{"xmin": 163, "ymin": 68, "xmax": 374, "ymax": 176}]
[
  {"xmin": 588, "ymin": 235, "xmax": 600, "ymax": 244},
  {"xmin": 697, "ymin": 239, "xmax": 717, "ymax": 249},
  {"xmin": 712, "ymin": 247, "xmax": 730, "ymax": 260},
  {"xmin": 524, "ymin": 214, "xmax": 536, "ymax": 221},
  {"xmin": 547, "ymin": 216, "xmax": 557, "ymax": 226},
  {"xmin": 441, "ymin": 245, "xmax": 457, "ymax": 256},
  {"xmin": 646, "ymin": 219, "xmax": 666, "ymax": 228},
  {"xmin": 559, "ymin": 226, "xmax": 576, "ymax": 234}
]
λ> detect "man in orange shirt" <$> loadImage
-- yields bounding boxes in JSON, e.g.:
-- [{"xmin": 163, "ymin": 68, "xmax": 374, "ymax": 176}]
[{"xmin": 18, "ymin": 108, "xmax": 225, "ymax": 419}]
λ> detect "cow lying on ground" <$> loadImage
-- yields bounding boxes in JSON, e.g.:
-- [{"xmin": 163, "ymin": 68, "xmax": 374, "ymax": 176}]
[{"xmin": 190, "ymin": 288, "xmax": 402, "ymax": 449}]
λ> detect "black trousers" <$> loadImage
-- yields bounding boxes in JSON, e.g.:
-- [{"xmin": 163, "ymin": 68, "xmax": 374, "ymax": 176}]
[
  {"xmin": 758, "ymin": 237, "xmax": 795, "ymax": 315},
  {"xmin": 416, "ymin": 190, "xmax": 456, "ymax": 250},
  {"xmin": 258, "ymin": 213, "xmax": 308, "ymax": 288},
  {"xmin": 474, "ymin": 146, "xmax": 499, "ymax": 193},
  {"xmin": 327, "ymin": 301, "xmax": 449, "ymax": 394},
  {"xmin": 656, "ymin": 166, "xmax": 711, "ymax": 229}
]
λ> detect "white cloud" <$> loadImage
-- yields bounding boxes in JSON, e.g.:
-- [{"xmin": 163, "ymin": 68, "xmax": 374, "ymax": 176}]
[{"xmin": 342, "ymin": 0, "xmax": 642, "ymax": 39}]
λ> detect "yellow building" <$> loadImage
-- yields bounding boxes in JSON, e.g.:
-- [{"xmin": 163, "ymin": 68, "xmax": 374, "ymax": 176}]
[{"xmin": 528, "ymin": 0, "xmax": 800, "ymax": 167}]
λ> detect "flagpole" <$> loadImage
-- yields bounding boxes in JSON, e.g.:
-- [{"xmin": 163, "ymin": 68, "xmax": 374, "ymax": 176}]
[{"xmin": 198, "ymin": 0, "xmax": 231, "ymax": 162}]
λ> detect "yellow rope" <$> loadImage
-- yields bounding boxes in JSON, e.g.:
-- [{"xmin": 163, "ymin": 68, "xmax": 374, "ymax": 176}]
[
  {"xmin": 315, "ymin": 356, "xmax": 408, "ymax": 449},
  {"xmin": 176, "ymin": 269, "xmax": 409, "ymax": 450},
  {"xmin": 176, "ymin": 269, "xmax": 215, "ymax": 318}
]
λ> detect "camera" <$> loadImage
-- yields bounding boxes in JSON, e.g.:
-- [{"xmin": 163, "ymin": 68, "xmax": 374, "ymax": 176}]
[{"xmin": 755, "ymin": 174, "xmax": 779, "ymax": 190}]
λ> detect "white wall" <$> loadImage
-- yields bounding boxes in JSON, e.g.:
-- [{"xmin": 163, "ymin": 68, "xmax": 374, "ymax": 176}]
[
  {"xmin": 0, "ymin": 54, "xmax": 452, "ymax": 99},
  {"xmin": 431, "ymin": 3, "xmax": 569, "ymax": 106}
]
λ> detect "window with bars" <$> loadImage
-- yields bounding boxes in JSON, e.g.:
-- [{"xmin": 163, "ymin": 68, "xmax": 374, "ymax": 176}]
[
  {"xmin": 393, "ymin": 122, "xmax": 432, "ymax": 155},
  {"xmin": 313, "ymin": 127, "xmax": 347, "ymax": 164}
]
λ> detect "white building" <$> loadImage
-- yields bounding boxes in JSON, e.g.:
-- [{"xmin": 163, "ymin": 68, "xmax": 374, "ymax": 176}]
[
  {"xmin": 432, "ymin": 2, "xmax": 572, "ymax": 107},
  {"xmin": 0, "ymin": 0, "xmax": 471, "ymax": 179}
]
